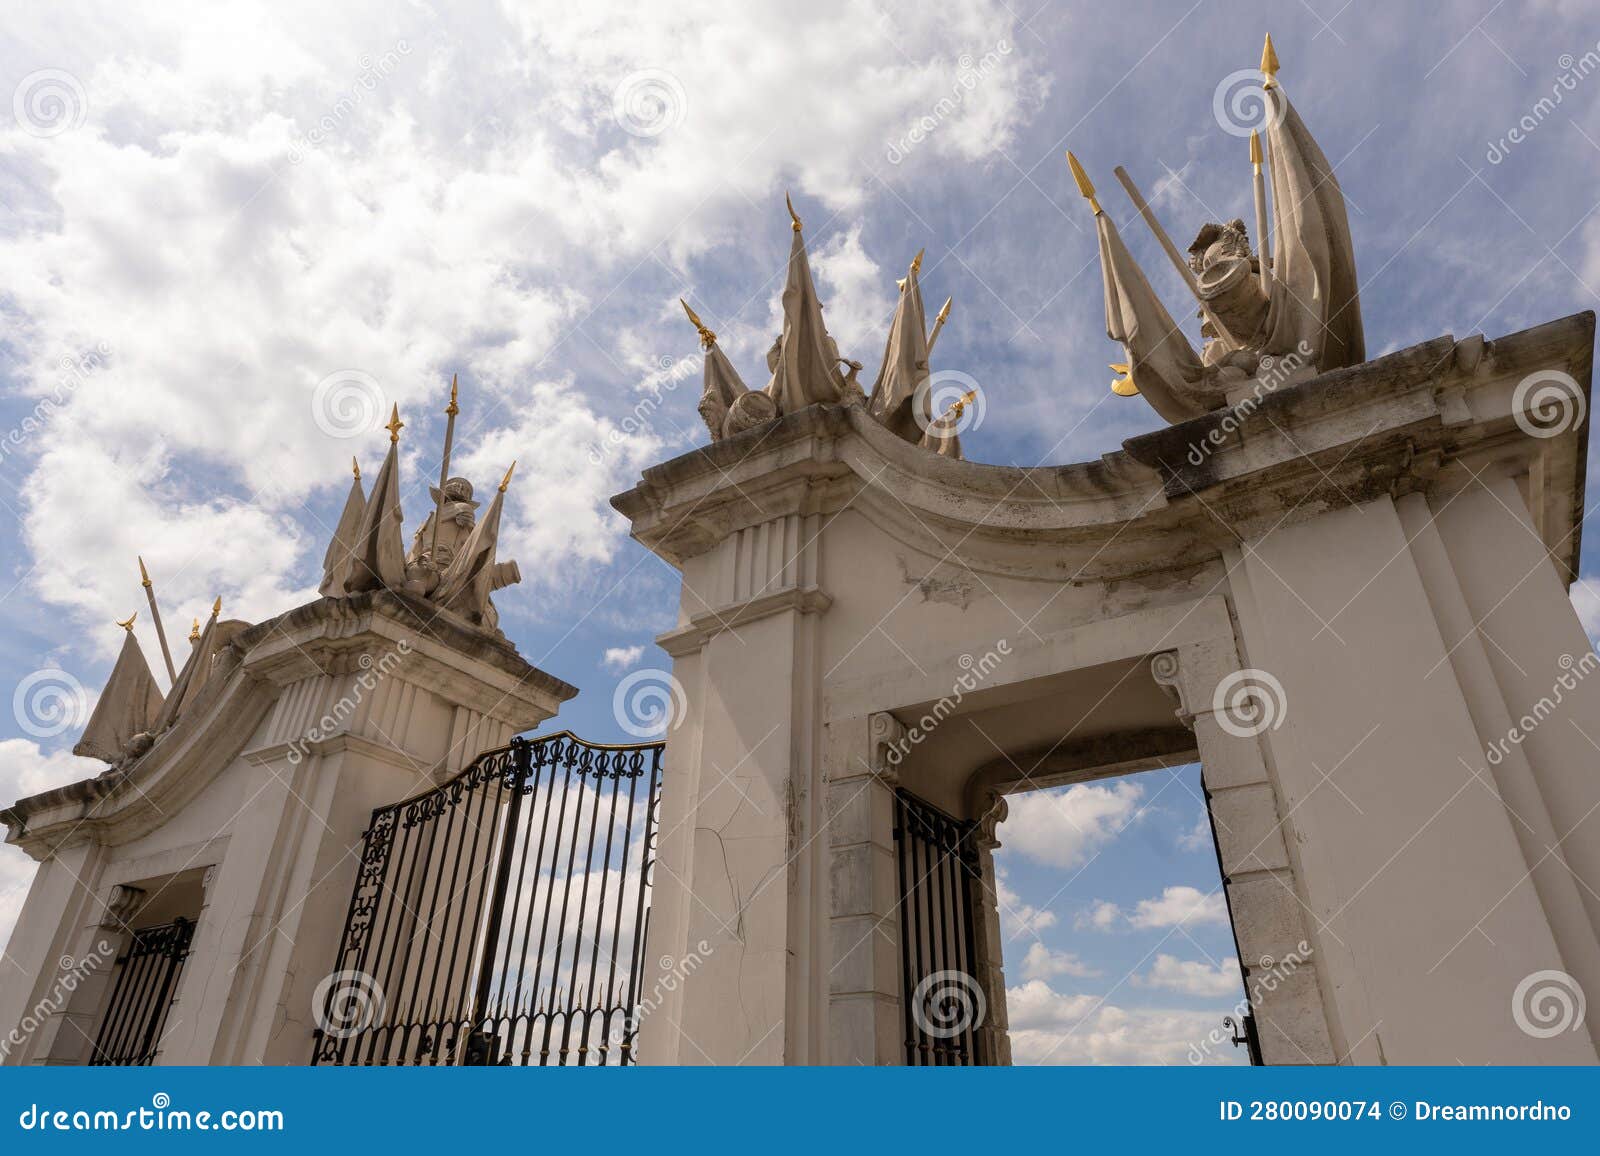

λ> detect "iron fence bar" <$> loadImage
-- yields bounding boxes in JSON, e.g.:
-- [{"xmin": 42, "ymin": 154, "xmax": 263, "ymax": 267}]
[{"xmin": 463, "ymin": 738, "xmax": 531, "ymax": 1064}]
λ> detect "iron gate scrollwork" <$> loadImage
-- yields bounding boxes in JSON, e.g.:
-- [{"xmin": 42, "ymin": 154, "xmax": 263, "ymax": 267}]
[{"xmin": 312, "ymin": 731, "xmax": 663, "ymax": 1066}]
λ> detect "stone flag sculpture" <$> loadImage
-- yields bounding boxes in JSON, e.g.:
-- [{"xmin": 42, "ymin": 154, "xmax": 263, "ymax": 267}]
[
  {"xmin": 1076, "ymin": 34, "xmax": 1365, "ymax": 421},
  {"xmin": 686, "ymin": 196, "xmax": 966, "ymax": 461},
  {"xmin": 73, "ymin": 616, "xmax": 164, "ymax": 764}
]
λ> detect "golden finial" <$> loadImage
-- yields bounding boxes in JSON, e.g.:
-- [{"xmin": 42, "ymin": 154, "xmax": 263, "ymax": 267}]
[
  {"xmin": 116, "ymin": 612, "xmax": 137, "ymax": 632},
  {"xmin": 785, "ymin": 192, "xmax": 802, "ymax": 233},
  {"xmin": 351, "ymin": 456, "xmax": 361, "ymax": 481},
  {"xmin": 680, "ymin": 298, "xmax": 717, "ymax": 349},
  {"xmin": 446, "ymin": 373, "xmax": 459, "ymax": 417},
  {"xmin": 385, "ymin": 404, "xmax": 403, "ymax": 444},
  {"xmin": 211, "ymin": 595, "xmax": 222, "ymax": 617},
  {"xmin": 499, "ymin": 461, "xmax": 517, "ymax": 493},
  {"xmin": 1066, "ymin": 152, "xmax": 1101, "ymax": 215},
  {"xmin": 138, "ymin": 555, "xmax": 152, "ymax": 589},
  {"xmin": 910, "ymin": 248, "xmax": 924, "ymax": 274},
  {"xmin": 940, "ymin": 389, "xmax": 978, "ymax": 423},
  {"xmin": 1250, "ymin": 129, "xmax": 1263, "ymax": 169},
  {"xmin": 1261, "ymin": 32, "xmax": 1279, "ymax": 90},
  {"xmin": 189, "ymin": 618, "xmax": 200, "ymax": 642},
  {"xmin": 935, "ymin": 297, "xmax": 952, "ymax": 325},
  {"xmin": 1110, "ymin": 363, "xmax": 1138, "ymax": 397}
]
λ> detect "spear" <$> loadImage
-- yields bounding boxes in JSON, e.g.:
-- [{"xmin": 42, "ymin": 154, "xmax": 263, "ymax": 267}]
[
  {"xmin": 427, "ymin": 373, "xmax": 460, "ymax": 568},
  {"xmin": 1111, "ymin": 164, "xmax": 1244, "ymax": 350},
  {"xmin": 1251, "ymin": 130, "xmax": 1272, "ymax": 296},
  {"xmin": 926, "ymin": 296, "xmax": 953, "ymax": 355},
  {"xmin": 137, "ymin": 556, "xmax": 178, "ymax": 684}
]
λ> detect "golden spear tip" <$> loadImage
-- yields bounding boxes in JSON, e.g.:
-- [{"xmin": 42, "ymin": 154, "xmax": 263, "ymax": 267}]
[
  {"xmin": 446, "ymin": 372, "xmax": 459, "ymax": 417},
  {"xmin": 1065, "ymin": 152, "xmax": 1101, "ymax": 214},
  {"xmin": 386, "ymin": 403, "xmax": 403, "ymax": 444},
  {"xmin": 352, "ymin": 456, "xmax": 361, "ymax": 481},
  {"xmin": 116, "ymin": 612, "xmax": 137, "ymax": 632},
  {"xmin": 138, "ymin": 555, "xmax": 152, "ymax": 587},
  {"xmin": 785, "ymin": 191, "xmax": 802, "ymax": 232},
  {"xmin": 941, "ymin": 389, "xmax": 978, "ymax": 422},
  {"xmin": 910, "ymin": 248, "xmax": 924, "ymax": 274},
  {"xmin": 499, "ymin": 460, "xmax": 516, "ymax": 493},
  {"xmin": 189, "ymin": 618, "xmax": 200, "ymax": 642},
  {"xmin": 936, "ymin": 296, "xmax": 952, "ymax": 325},
  {"xmin": 1261, "ymin": 32, "xmax": 1280, "ymax": 89},
  {"xmin": 680, "ymin": 298, "xmax": 716, "ymax": 348},
  {"xmin": 212, "ymin": 595, "xmax": 222, "ymax": 616},
  {"xmin": 1250, "ymin": 129, "xmax": 1263, "ymax": 166}
]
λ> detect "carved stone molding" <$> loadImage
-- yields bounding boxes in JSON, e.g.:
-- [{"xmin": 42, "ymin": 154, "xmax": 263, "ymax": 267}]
[
  {"xmin": 974, "ymin": 792, "xmax": 1008, "ymax": 851},
  {"xmin": 867, "ymin": 712, "xmax": 906, "ymax": 788},
  {"xmin": 1149, "ymin": 649, "xmax": 1195, "ymax": 729},
  {"xmin": 100, "ymin": 884, "xmax": 146, "ymax": 931}
]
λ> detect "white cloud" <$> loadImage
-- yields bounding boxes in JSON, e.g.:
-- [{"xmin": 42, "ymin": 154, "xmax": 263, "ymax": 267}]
[
  {"xmin": 1019, "ymin": 941, "xmax": 1100, "ymax": 981},
  {"xmin": 1570, "ymin": 577, "xmax": 1600, "ymax": 644},
  {"xmin": 0, "ymin": 740, "xmax": 101, "ymax": 956},
  {"xmin": 1177, "ymin": 810, "xmax": 1212, "ymax": 852},
  {"xmin": 995, "ymin": 868, "xmax": 1057, "ymax": 939},
  {"xmin": 998, "ymin": 780, "xmax": 1143, "ymax": 868},
  {"xmin": 1081, "ymin": 899, "xmax": 1120, "ymax": 930},
  {"xmin": 1005, "ymin": 979, "xmax": 1240, "ymax": 1065},
  {"xmin": 0, "ymin": 0, "xmax": 1048, "ymax": 653},
  {"xmin": 1127, "ymin": 885, "xmax": 1228, "ymax": 929},
  {"xmin": 809, "ymin": 224, "xmax": 895, "ymax": 365},
  {"xmin": 1081, "ymin": 886, "xmax": 1228, "ymax": 931},
  {"xmin": 1136, "ymin": 954, "xmax": 1242, "ymax": 998},
  {"xmin": 601, "ymin": 645, "xmax": 645, "ymax": 672}
]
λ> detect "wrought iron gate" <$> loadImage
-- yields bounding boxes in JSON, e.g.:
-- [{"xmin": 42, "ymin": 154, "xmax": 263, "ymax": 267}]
[
  {"xmin": 89, "ymin": 917, "xmax": 195, "ymax": 1066},
  {"xmin": 893, "ymin": 789, "xmax": 990, "ymax": 1066},
  {"xmin": 312, "ymin": 732, "xmax": 663, "ymax": 1066}
]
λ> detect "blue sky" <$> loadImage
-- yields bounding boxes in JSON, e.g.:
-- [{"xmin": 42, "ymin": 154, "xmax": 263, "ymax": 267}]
[{"xmin": 2, "ymin": 0, "xmax": 1599, "ymax": 1063}]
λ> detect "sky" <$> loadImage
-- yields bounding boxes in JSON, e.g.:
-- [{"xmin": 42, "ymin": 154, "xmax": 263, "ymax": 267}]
[{"xmin": 3, "ymin": 0, "xmax": 1600, "ymax": 1065}]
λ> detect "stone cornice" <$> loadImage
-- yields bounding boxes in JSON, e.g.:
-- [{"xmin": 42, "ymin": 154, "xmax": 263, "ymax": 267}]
[
  {"xmin": 657, "ymin": 586, "xmax": 833, "ymax": 657},
  {"xmin": 611, "ymin": 313, "xmax": 1594, "ymax": 585},
  {"xmin": 2, "ymin": 591, "xmax": 580, "ymax": 858}
]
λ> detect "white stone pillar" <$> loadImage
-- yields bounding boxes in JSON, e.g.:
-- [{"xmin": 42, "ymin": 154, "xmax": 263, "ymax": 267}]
[{"xmin": 1225, "ymin": 495, "xmax": 1598, "ymax": 1063}]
